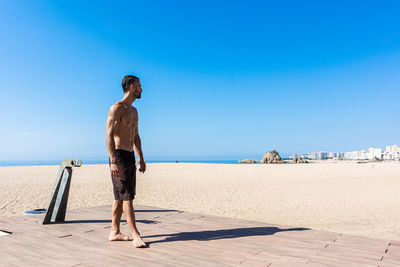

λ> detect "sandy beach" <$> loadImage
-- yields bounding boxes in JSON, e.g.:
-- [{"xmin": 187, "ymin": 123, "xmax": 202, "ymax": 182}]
[{"xmin": 1, "ymin": 162, "xmax": 399, "ymax": 241}]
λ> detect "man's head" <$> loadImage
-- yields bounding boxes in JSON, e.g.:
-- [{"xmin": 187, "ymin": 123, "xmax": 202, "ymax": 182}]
[{"xmin": 122, "ymin": 75, "xmax": 142, "ymax": 99}]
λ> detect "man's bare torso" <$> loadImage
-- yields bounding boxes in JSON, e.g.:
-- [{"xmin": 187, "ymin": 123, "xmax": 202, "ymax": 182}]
[{"xmin": 113, "ymin": 102, "xmax": 138, "ymax": 152}]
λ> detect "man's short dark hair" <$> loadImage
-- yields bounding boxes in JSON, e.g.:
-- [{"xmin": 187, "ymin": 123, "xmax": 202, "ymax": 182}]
[{"xmin": 122, "ymin": 75, "xmax": 139, "ymax": 93}]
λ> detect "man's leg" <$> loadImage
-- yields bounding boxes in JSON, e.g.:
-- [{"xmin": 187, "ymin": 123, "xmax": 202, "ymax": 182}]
[
  {"xmin": 112, "ymin": 200, "xmax": 123, "ymax": 230},
  {"xmin": 123, "ymin": 200, "xmax": 147, "ymax": 247},
  {"xmin": 109, "ymin": 200, "xmax": 132, "ymax": 241}
]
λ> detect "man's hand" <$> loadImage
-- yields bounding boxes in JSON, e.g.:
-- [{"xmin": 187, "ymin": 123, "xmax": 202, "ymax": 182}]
[
  {"xmin": 110, "ymin": 163, "xmax": 121, "ymax": 178},
  {"xmin": 139, "ymin": 160, "xmax": 146, "ymax": 173}
]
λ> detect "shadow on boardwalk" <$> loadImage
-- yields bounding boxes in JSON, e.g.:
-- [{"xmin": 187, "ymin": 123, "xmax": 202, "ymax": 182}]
[
  {"xmin": 60, "ymin": 209, "xmax": 178, "ymax": 224},
  {"xmin": 144, "ymin": 226, "xmax": 309, "ymax": 244},
  {"xmin": 62, "ymin": 219, "xmax": 160, "ymax": 224}
]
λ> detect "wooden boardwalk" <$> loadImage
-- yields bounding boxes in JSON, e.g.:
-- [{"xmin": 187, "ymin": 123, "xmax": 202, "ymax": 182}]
[{"xmin": 1, "ymin": 205, "xmax": 399, "ymax": 266}]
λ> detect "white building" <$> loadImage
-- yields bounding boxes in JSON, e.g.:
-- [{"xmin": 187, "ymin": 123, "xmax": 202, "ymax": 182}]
[
  {"xmin": 328, "ymin": 152, "xmax": 345, "ymax": 159},
  {"xmin": 359, "ymin": 150, "xmax": 368, "ymax": 160},
  {"xmin": 383, "ymin": 145, "xmax": 400, "ymax": 161},
  {"xmin": 311, "ymin": 151, "xmax": 327, "ymax": 160},
  {"xmin": 291, "ymin": 153, "xmax": 312, "ymax": 159},
  {"xmin": 344, "ymin": 147, "xmax": 384, "ymax": 160},
  {"xmin": 345, "ymin": 151, "xmax": 358, "ymax": 160},
  {"xmin": 367, "ymin": 147, "xmax": 382, "ymax": 160},
  {"xmin": 292, "ymin": 145, "xmax": 399, "ymax": 161}
]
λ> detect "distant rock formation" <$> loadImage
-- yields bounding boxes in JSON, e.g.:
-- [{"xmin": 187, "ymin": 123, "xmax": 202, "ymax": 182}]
[
  {"xmin": 238, "ymin": 159, "xmax": 256, "ymax": 164},
  {"xmin": 260, "ymin": 150, "xmax": 284, "ymax": 164},
  {"xmin": 293, "ymin": 158, "xmax": 309, "ymax": 164}
]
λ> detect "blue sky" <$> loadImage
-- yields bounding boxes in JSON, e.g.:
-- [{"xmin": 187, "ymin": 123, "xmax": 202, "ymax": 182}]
[{"xmin": 0, "ymin": 0, "xmax": 399, "ymax": 160}]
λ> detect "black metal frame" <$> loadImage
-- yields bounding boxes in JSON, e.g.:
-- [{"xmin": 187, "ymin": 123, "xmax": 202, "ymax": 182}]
[{"xmin": 42, "ymin": 159, "xmax": 82, "ymax": 224}]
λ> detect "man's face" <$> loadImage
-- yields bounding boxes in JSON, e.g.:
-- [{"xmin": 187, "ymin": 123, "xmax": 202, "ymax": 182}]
[{"xmin": 131, "ymin": 81, "xmax": 142, "ymax": 99}]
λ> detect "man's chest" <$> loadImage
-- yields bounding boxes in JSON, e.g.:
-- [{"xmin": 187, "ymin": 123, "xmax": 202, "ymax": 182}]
[{"xmin": 120, "ymin": 109, "xmax": 137, "ymax": 127}]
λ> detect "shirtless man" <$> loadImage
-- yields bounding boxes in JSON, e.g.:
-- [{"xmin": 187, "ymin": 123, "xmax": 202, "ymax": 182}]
[{"xmin": 106, "ymin": 75, "xmax": 147, "ymax": 248}]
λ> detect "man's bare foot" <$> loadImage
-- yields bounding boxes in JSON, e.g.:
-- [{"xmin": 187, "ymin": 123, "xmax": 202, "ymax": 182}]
[
  {"xmin": 132, "ymin": 233, "xmax": 147, "ymax": 248},
  {"xmin": 109, "ymin": 231, "xmax": 133, "ymax": 241}
]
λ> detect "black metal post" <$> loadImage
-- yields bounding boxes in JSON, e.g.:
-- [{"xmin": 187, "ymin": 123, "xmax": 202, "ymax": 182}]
[{"xmin": 42, "ymin": 159, "xmax": 81, "ymax": 224}]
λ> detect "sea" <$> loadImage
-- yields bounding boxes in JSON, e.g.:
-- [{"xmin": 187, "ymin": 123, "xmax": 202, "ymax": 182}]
[
  {"xmin": 0, "ymin": 160, "xmax": 238, "ymax": 167},
  {"xmin": 0, "ymin": 159, "xmax": 292, "ymax": 167}
]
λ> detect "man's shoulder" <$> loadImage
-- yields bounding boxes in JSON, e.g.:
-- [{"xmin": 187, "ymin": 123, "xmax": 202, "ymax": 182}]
[
  {"xmin": 112, "ymin": 101, "xmax": 130, "ymax": 110},
  {"xmin": 109, "ymin": 102, "xmax": 126, "ymax": 116}
]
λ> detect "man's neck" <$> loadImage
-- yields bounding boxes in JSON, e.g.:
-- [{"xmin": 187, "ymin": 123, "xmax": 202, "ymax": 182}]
[{"xmin": 121, "ymin": 92, "xmax": 136, "ymax": 106}]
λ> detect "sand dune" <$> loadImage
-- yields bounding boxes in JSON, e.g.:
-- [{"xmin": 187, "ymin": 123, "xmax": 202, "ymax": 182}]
[{"xmin": 1, "ymin": 162, "xmax": 399, "ymax": 241}]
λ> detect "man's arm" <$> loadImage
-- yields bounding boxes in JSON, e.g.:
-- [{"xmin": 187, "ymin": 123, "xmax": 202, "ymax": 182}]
[
  {"xmin": 106, "ymin": 104, "xmax": 122, "ymax": 177},
  {"xmin": 133, "ymin": 110, "xmax": 146, "ymax": 173}
]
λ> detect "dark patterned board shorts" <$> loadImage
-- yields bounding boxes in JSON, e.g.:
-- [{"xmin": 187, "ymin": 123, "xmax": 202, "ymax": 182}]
[{"xmin": 109, "ymin": 149, "xmax": 136, "ymax": 200}]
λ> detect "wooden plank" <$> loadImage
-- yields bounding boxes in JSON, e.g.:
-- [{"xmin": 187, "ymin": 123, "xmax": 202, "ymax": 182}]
[
  {"xmin": 308, "ymin": 255, "xmax": 376, "ymax": 267},
  {"xmin": 323, "ymin": 243, "xmax": 387, "ymax": 259},
  {"xmin": 1, "ymin": 205, "xmax": 397, "ymax": 266},
  {"xmin": 315, "ymin": 251, "xmax": 381, "ymax": 266}
]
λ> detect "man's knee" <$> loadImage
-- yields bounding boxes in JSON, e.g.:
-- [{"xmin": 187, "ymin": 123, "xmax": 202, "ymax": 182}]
[
  {"xmin": 113, "ymin": 200, "xmax": 123, "ymax": 208},
  {"xmin": 122, "ymin": 200, "xmax": 133, "ymax": 206},
  {"xmin": 122, "ymin": 200, "xmax": 134, "ymax": 210}
]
